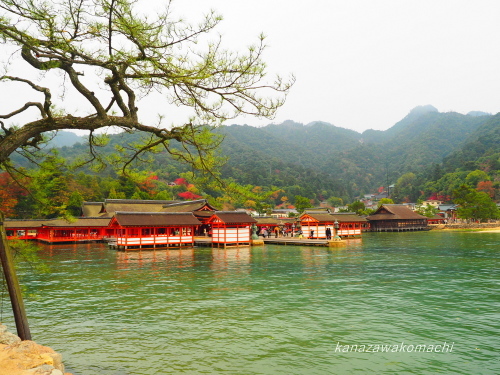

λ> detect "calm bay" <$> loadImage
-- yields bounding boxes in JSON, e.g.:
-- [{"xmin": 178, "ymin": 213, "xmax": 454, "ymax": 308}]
[{"xmin": 3, "ymin": 231, "xmax": 499, "ymax": 374}]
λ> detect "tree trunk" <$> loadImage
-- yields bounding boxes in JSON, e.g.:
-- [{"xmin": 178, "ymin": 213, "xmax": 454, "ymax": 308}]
[{"xmin": 0, "ymin": 212, "xmax": 31, "ymax": 340}]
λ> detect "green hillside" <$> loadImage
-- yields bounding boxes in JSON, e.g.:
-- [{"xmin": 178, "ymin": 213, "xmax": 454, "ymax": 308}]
[
  {"xmin": 7, "ymin": 105, "xmax": 497, "ymax": 217},
  {"xmin": 442, "ymin": 113, "xmax": 500, "ymax": 172}
]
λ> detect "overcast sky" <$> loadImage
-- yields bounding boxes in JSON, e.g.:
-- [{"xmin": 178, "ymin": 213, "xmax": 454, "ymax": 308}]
[
  {"xmin": 3, "ymin": 1, "xmax": 500, "ymax": 134},
  {"xmin": 170, "ymin": 0, "xmax": 500, "ymax": 132}
]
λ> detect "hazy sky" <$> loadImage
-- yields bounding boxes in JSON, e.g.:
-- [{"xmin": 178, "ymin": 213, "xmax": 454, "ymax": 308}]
[
  {"xmin": 3, "ymin": 1, "xmax": 500, "ymax": 134},
  {"xmin": 171, "ymin": 0, "xmax": 500, "ymax": 132}
]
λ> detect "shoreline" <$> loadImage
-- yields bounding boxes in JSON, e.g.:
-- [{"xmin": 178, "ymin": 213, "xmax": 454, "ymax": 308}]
[
  {"xmin": 430, "ymin": 224, "xmax": 500, "ymax": 233},
  {"xmin": 0, "ymin": 325, "xmax": 72, "ymax": 375}
]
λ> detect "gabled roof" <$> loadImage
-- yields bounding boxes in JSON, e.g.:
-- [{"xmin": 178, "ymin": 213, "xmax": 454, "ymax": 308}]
[
  {"xmin": 255, "ymin": 217, "xmax": 280, "ymax": 225},
  {"xmin": 103, "ymin": 199, "xmax": 179, "ymax": 214},
  {"xmin": 105, "ymin": 199, "xmax": 179, "ymax": 205},
  {"xmin": 438, "ymin": 204, "xmax": 458, "ymax": 211},
  {"xmin": 300, "ymin": 213, "xmax": 335, "ymax": 223},
  {"xmin": 330, "ymin": 213, "xmax": 367, "ymax": 222},
  {"xmin": 112, "ymin": 212, "xmax": 201, "ymax": 227},
  {"xmin": 5, "ymin": 219, "xmax": 49, "ymax": 228},
  {"xmin": 81, "ymin": 202, "xmax": 105, "ymax": 217},
  {"xmin": 277, "ymin": 218, "xmax": 297, "ymax": 224},
  {"xmin": 161, "ymin": 199, "xmax": 216, "ymax": 213},
  {"xmin": 208, "ymin": 211, "xmax": 257, "ymax": 224},
  {"xmin": 428, "ymin": 215, "xmax": 445, "ymax": 220},
  {"xmin": 366, "ymin": 204, "xmax": 427, "ymax": 221},
  {"xmin": 193, "ymin": 211, "xmax": 215, "ymax": 218}
]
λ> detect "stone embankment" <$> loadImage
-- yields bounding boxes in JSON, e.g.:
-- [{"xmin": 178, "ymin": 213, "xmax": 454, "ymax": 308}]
[
  {"xmin": 0, "ymin": 325, "xmax": 72, "ymax": 375},
  {"xmin": 430, "ymin": 222, "xmax": 500, "ymax": 230}
]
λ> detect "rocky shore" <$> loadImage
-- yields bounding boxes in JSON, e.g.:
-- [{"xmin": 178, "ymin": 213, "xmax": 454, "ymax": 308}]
[{"xmin": 0, "ymin": 325, "xmax": 72, "ymax": 375}]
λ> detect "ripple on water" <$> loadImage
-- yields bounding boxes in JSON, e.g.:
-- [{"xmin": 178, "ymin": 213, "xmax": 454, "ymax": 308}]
[{"xmin": 4, "ymin": 232, "xmax": 498, "ymax": 374}]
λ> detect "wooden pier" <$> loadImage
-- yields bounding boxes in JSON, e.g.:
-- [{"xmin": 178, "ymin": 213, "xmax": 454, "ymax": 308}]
[
  {"xmin": 182, "ymin": 237, "xmax": 347, "ymax": 249},
  {"xmin": 263, "ymin": 237, "xmax": 346, "ymax": 247}
]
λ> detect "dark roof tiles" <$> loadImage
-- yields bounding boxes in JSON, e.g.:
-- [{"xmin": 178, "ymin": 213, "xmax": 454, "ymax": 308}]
[
  {"xmin": 367, "ymin": 204, "xmax": 427, "ymax": 221},
  {"xmin": 210, "ymin": 211, "xmax": 257, "ymax": 224},
  {"xmin": 113, "ymin": 212, "xmax": 201, "ymax": 226}
]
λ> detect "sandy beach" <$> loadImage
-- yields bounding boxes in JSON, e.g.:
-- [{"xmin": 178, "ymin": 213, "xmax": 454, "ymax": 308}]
[{"xmin": 475, "ymin": 228, "xmax": 500, "ymax": 233}]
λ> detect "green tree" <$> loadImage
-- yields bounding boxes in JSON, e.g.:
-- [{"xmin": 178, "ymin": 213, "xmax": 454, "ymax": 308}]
[
  {"xmin": 465, "ymin": 170, "xmax": 490, "ymax": 187},
  {"xmin": 19, "ymin": 150, "xmax": 70, "ymax": 218},
  {"xmin": 377, "ymin": 198, "xmax": 394, "ymax": 207},
  {"xmin": 155, "ymin": 190, "xmax": 173, "ymax": 201},
  {"xmin": 294, "ymin": 195, "xmax": 313, "ymax": 214},
  {"xmin": 107, "ymin": 187, "xmax": 125, "ymax": 200},
  {"xmin": 453, "ymin": 185, "xmax": 498, "ymax": 222},
  {"xmin": 393, "ymin": 172, "xmax": 419, "ymax": 203},
  {"xmin": 415, "ymin": 202, "xmax": 438, "ymax": 218},
  {"xmin": 327, "ymin": 196, "xmax": 343, "ymax": 207},
  {"xmin": 424, "ymin": 171, "xmax": 468, "ymax": 200},
  {"xmin": 347, "ymin": 200, "xmax": 365, "ymax": 215},
  {"xmin": 66, "ymin": 191, "xmax": 84, "ymax": 217}
]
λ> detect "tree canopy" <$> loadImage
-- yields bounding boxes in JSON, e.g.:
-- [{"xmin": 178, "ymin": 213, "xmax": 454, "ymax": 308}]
[
  {"xmin": 453, "ymin": 185, "xmax": 498, "ymax": 222},
  {"xmin": 0, "ymin": 0, "xmax": 293, "ymax": 174}
]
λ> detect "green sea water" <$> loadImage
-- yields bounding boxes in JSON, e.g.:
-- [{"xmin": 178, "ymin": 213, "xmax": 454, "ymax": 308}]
[{"xmin": 2, "ymin": 231, "xmax": 499, "ymax": 375}]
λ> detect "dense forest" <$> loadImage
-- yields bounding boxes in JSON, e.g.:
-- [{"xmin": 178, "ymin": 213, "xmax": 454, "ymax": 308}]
[{"xmin": 2, "ymin": 105, "xmax": 499, "ymax": 219}]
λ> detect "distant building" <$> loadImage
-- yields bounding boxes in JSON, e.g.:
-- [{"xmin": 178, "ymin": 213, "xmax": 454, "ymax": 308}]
[
  {"xmin": 422, "ymin": 200, "xmax": 443, "ymax": 208},
  {"xmin": 366, "ymin": 204, "xmax": 428, "ymax": 232},
  {"xmin": 402, "ymin": 203, "xmax": 417, "ymax": 211},
  {"xmin": 271, "ymin": 208, "xmax": 297, "ymax": 218},
  {"xmin": 332, "ymin": 206, "xmax": 349, "ymax": 213},
  {"xmin": 438, "ymin": 204, "xmax": 458, "ymax": 220},
  {"xmin": 374, "ymin": 192, "xmax": 389, "ymax": 200}
]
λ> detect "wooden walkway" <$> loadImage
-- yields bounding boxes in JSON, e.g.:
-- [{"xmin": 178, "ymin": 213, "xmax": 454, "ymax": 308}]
[
  {"xmin": 263, "ymin": 237, "xmax": 331, "ymax": 247},
  {"xmin": 107, "ymin": 236, "xmax": 346, "ymax": 250},
  {"xmin": 194, "ymin": 237, "xmax": 252, "ymax": 247}
]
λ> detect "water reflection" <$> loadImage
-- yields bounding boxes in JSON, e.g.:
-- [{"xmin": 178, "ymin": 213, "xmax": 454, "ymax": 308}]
[
  {"xmin": 115, "ymin": 248, "xmax": 195, "ymax": 269},
  {"xmin": 210, "ymin": 247, "xmax": 251, "ymax": 273},
  {"xmin": 9, "ymin": 233, "xmax": 498, "ymax": 375}
]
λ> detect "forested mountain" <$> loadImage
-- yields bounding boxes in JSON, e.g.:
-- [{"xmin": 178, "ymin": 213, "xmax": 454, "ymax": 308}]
[
  {"xmin": 215, "ymin": 107, "xmax": 493, "ymax": 198},
  {"xmin": 47, "ymin": 131, "xmax": 85, "ymax": 148},
  {"xmin": 441, "ymin": 113, "xmax": 500, "ymax": 173},
  {"xmin": 6, "ymin": 105, "xmax": 497, "ymax": 219},
  {"xmin": 46, "ymin": 105, "xmax": 497, "ymax": 196}
]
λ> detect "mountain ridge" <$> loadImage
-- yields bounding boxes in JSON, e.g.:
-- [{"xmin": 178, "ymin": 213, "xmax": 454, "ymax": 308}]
[{"xmin": 45, "ymin": 106, "xmax": 498, "ymax": 200}]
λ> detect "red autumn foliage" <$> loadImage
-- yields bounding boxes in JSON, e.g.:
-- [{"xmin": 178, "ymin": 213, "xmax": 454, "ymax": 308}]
[
  {"xmin": 174, "ymin": 177, "xmax": 189, "ymax": 186},
  {"xmin": 178, "ymin": 191, "xmax": 202, "ymax": 200},
  {"xmin": 140, "ymin": 174, "xmax": 159, "ymax": 195},
  {"xmin": 0, "ymin": 172, "xmax": 27, "ymax": 217},
  {"xmin": 428, "ymin": 192, "xmax": 438, "ymax": 200},
  {"xmin": 476, "ymin": 181, "xmax": 495, "ymax": 197},
  {"xmin": 427, "ymin": 193, "xmax": 450, "ymax": 202}
]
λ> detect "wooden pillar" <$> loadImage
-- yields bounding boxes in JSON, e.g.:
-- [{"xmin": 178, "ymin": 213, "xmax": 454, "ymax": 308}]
[
  {"xmin": 153, "ymin": 227, "xmax": 156, "ymax": 248},
  {"xmin": 0, "ymin": 212, "xmax": 31, "ymax": 340}
]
